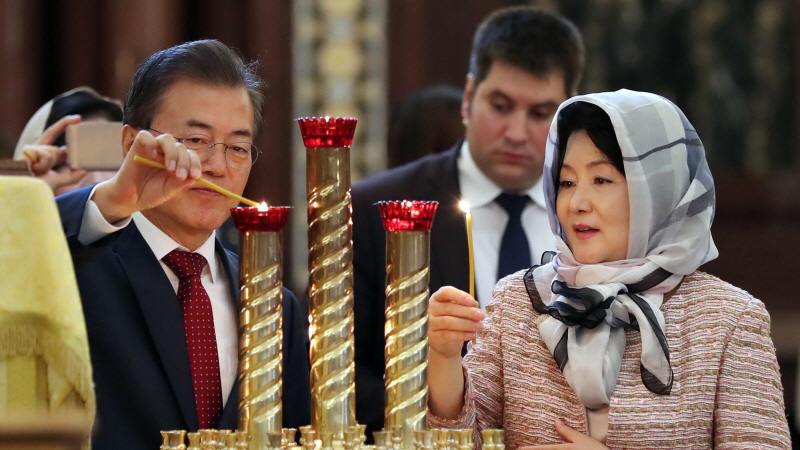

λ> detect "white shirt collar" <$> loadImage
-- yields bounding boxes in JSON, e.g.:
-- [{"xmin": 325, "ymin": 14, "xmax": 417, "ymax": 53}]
[
  {"xmin": 458, "ymin": 140, "xmax": 546, "ymax": 207},
  {"xmin": 132, "ymin": 212, "xmax": 219, "ymax": 282}
]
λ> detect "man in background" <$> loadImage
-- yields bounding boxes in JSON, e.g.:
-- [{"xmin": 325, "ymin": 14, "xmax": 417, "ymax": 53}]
[
  {"xmin": 56, "ymin": 40, "xmax": 310, "ymax": 450},
  {"xmin": 351, "ymin": 6, "xmax": 585, "ymax": 434}
]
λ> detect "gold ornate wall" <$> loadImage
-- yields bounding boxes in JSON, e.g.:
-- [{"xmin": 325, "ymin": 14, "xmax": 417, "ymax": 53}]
[{"xmin": 291, "ymin": 0, "xmax": 387, "ymax": 291}]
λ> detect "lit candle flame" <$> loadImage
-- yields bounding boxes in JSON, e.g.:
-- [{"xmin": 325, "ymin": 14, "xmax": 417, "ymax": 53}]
[
  {"xmin": 258, "ymin": 201, "xmax": 269, "ymax": 211},
  {"xmin": 459, "ymin": 200, "xmax": 470, "ymax": 214}
]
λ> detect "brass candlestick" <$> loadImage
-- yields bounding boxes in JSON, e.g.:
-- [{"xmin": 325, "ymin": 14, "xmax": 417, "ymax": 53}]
[
  {"xmin": 298, "ymin": 117, "xmax": 358, "ymax": 440},
  {"xmin": 231, "ymin": 205, "xmax": 292, "ymax": 449},
  {"xmin": 377, "ymin": 201, "xmax": 438, "ymax": 450}
]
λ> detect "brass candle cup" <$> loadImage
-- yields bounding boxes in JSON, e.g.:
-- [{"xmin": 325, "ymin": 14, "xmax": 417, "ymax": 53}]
[
  {"xmin": 231, "ymin": 205, "xmax": 291, "ymax": 449},
  {"xmin": 377, "ymin": 200, "xmax": 438, "ymax": 450},
  {"xmin": 298, "ymin": 117, "xmax": 358, "ymax": 440}
]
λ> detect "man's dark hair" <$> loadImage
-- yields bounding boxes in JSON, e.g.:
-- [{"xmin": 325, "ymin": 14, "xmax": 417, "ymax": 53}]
[
  {"xmin": 124, "ymin": 39, "xmax": 264, "ymax": 132},
  {"xmin": 469, "ymin": 6, "xmax": 585, "ymax": 96},
  {"xmin": 554, "ymin": 101, "xmax": 625, "ymax": 183}
]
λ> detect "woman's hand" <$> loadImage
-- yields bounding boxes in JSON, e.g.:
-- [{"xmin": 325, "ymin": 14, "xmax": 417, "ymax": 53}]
[
  {"xmin": 427, "ymin": 286, "xmax": 485, "ymax": 419},
  {"xmin": 23, "ymin": 115, "xmax": 87, "ymax": 191},
  {"xmin": 428, "ymin": 286, "xmax": 485, "ymax": 358},
  {"xmin": 520, "ymin": 419, "xmax": 609, "ymax": 450}
]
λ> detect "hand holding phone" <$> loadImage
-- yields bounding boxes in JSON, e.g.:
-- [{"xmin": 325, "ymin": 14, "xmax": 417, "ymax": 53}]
[{"xmin": 65, "ymin": 121, "xmax": 124, "ymax": 170}]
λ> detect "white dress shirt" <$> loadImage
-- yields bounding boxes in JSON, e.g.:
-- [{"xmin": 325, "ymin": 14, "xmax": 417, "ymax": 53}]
[
  {"xmin": 457, "ymin": 142, "xmax": 555, "ymax": 309},
  {"xmin": 79, "ymin": 183, "xmax": 238, "ymax": 405}
]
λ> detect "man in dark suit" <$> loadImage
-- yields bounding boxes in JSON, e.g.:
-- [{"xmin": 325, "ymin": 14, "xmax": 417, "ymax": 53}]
[
  {"xmin": 352, "ymin": 7, "xmax": 585, "ymax": 433},
  {"xmin": 56, "ymin": 40, "xmax": 310, "ymax": 450}
]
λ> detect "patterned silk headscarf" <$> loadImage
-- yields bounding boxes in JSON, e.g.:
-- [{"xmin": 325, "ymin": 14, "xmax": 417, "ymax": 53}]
[{"xmin": 525, "ymin": 89, "xmax": 718, "ymax": 409}]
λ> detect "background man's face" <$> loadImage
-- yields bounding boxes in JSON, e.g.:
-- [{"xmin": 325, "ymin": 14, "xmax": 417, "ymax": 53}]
[
  {"xmin": 462, "ymin": 60, "xmax": 568, "ymax": 192},
  {"xmin": 138, "ymin": 79, "xmax": 254, "ymax": 239}
]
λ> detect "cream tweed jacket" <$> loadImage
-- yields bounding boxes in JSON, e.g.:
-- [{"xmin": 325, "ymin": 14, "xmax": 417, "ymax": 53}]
[{"xmin": 429, "ymin": 271, "xmax": 791, "ymax": 449}]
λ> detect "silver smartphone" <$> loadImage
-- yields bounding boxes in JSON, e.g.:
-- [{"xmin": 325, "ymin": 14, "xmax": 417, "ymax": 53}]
[{"xmin": 65, "ymin": 121, "xmax": 124, "ymax": 170}]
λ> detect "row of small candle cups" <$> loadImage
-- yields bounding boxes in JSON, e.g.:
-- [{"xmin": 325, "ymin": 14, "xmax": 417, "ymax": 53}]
[
  {"xmin": 161, "ymin": 427, "xmax": 504, "ymax": 450},
  {"xmin": 160, "ymin": 428, "xmax": 296, "ymax": 450}
]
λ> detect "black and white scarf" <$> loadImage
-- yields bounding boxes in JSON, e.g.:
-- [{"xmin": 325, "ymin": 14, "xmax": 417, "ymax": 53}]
[{"xmin": 529, "ymin": 90, "xmax": 718, "ymax": 409}]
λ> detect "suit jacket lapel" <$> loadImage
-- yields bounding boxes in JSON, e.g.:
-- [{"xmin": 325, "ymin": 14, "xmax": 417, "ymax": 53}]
[
  {"xmin": 112, "ymin": 223, "xmax": 198, "ymax": 429},
  {"xmin": 426, "ymin": 145, "xmax": 470, "ymax": 295}
]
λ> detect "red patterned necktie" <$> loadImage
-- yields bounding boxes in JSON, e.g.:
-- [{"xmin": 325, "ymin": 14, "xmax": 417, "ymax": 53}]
[{"xmin": 162, "ymin": 250, "xmax": 222, "ymax": 429}]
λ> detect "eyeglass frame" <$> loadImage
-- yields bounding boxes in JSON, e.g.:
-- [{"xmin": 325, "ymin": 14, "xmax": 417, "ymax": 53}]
[{"xmin": 147, "ymin": 127, "xmax": 260, "ymax": 170}]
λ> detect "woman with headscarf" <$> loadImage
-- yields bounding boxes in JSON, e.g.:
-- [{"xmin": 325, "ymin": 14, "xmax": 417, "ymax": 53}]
[
  {"xmin": 14, "ymin": 86, "xmax": 122, "ymax": 195},
  {"xmin": 426, "ymin": 90, "xmax": 791, "ymax": 449}
]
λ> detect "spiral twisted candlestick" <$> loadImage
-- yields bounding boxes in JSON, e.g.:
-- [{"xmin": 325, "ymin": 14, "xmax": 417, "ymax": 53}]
[
  {"xmin": 230, "ymin": 206, "xmax": 291, "ymax": 449},
  {"xmin": 378, "ymin": 201, "xmax": 438, "ymax": 450},
  {"xmin": 298, "ymin": 117, "xmax": 358, "ymax": 440}
]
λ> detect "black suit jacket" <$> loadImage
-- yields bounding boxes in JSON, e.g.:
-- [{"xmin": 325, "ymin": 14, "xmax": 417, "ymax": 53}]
[
  {"xmin": 57, "ymin": 186, "xmax": 310, "ymax": 450},
  {"xmin": 351, "ymin": 143, "xmax": 469, "ymax": 434}
]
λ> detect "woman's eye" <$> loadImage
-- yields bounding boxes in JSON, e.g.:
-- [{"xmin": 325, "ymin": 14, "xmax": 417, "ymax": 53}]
[
  {"xmin": 595, "ymin": 177, "xmax": 611, "ymax": 185},
  {"xmin": 559, "ymin": 180, "xmax": 574, "ymax": 188}
]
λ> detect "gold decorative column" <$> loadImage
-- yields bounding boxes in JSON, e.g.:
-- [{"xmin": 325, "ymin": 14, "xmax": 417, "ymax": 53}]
[
  {"xmin": 298, "ymin": 117, "xmax": 358, "ymax": 440},
  {"xmin": 230, "ymin": 205, "xmax": 292, "ymax": 449},
  {"xmin": 377, "ymin": 201, "xmax": 439, "ymax": 450}
]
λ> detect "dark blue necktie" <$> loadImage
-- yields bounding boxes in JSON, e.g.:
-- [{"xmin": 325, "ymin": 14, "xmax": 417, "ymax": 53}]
[{"xmin": 496, "ymin": 193, "xmax": 532, "ymax": 280}]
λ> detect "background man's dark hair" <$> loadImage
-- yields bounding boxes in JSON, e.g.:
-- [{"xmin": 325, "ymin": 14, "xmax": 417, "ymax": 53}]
[
  {"xmin": 469, "ymin": 6, "xmax": 585, "ymax": 96},
  {"xmin": 124, "ymin": 39, "xmax": 264, "ymax": 132}
]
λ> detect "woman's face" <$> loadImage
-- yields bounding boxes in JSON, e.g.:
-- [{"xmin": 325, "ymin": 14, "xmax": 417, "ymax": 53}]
[{"xmin": 556, "ymin": 129, "xmax": 630, "ymax": 264}]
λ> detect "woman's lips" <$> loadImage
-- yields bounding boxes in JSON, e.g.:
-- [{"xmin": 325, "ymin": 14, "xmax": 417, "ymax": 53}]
[{"xmin": 573, "ymin": 224, "xmax": 598, "ymax": 240}]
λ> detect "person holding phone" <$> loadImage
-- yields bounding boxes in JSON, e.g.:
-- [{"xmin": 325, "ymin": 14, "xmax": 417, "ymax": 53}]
[{"xmin": 14, "ymin": 86, "xmax": 123, "ymax": 195}]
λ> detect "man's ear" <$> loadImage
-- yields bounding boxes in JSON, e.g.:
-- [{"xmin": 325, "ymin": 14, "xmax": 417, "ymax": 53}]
[
  {"xmin": 121, "ymin": 125, "xmax": 136, "ymax": 157},
  {"xmin": 461, "ymin": 74, "xmax": 475, "ymax": 120}
]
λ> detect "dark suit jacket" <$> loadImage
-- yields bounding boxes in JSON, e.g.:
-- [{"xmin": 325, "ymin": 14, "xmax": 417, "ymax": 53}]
[
  {"xmin": 57, "ymin": 186, "xmax": 310, "ymax": 450},
  {"xmin": 351, "ymin": 143, "xmax": 469, "ymax": 434}
]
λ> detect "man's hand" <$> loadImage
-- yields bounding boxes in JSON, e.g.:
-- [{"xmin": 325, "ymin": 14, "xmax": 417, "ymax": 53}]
[
  {"xmin": 428, "ymin": 286, "xmax": 484, "ymax": 359},
  {"xmin": 91, "ymin": 130, "xmax": 202, "ymax": 223},
  {"xmin": 23, "ymin": 115, "xmax": 87, "ymax": 191},
  {"xmin": 520, "ymin": 418, "xmax": 609, "ymax": 450}
]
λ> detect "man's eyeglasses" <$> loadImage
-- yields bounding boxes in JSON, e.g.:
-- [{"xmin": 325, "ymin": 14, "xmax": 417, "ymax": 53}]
[{"xmin": 148, "ymin": 128, "xmax": 259, "ymax": 170}]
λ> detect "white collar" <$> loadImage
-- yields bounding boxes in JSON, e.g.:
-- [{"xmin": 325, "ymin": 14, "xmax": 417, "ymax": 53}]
[
  {"xmin": 457, "ymin": 141, "xmax": 546, "ymax": 207},
  {"xmin": 132, "ymin": 212, "xmax": 219, "ymax": 282}
]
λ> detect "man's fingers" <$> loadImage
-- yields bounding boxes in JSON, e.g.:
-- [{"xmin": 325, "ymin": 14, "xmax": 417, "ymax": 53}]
[
  {"xmin": 155, "ymin": 133, "xmax": 179, "ymax": 172},
  {"xmin": 126, "ymin": 129, "xmax": 161, "ymax": 164},
  {"xmin": 36, "ymin": 115, "xmax": 81, "ymax": 145}
]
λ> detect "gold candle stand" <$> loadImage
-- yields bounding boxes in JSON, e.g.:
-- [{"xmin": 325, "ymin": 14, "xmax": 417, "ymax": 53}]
[
  {"xmin": 230, "ymin": 206, "xmax": 292, "ymax": 449},
  {"xmin": 377, "ymin": 201, "xmax": 439, "ymax": 450},
  {"xmin": 298, "ymin": 117, "xmax": 359, "ymax": 440}
]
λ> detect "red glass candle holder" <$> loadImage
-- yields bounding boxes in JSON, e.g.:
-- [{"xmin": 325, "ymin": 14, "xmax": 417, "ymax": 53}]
[
  {"xmin": 297, "ymin": 117, "xmax": 358, "ymax": 148},
  {"xmin": 230, "ymin": 206, "xmax": 291, "ymax": 232},
  {"xmin": 377, "ymin": 200, "xmax": 439, "ymax": 232}
]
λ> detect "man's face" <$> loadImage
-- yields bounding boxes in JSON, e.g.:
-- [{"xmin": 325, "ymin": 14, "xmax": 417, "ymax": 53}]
[
  {"xmin": 463, "ymin": 60, "xmax": 569, "ymax": 192},
  {"xmin": 126, "ymin": 79, "xmax": 254, "ymax": 243}
]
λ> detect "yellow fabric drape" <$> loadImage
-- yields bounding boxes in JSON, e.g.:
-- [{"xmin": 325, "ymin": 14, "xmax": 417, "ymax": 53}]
[{"xmin": 0, "ymin": 177, "xmax": 94, "ymax": 421}]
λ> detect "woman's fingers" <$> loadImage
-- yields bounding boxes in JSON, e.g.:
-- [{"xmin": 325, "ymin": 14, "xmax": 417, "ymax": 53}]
[
  {"xmin": 430, "ymin": 286, "xmax": 479, "ymax": 308},
  {"xmin": 25, "ymin": 145, "xmax": 67, "ymax": 175},
  {"xmin": 428, "ymin": 285, "xmax": 486, "ymax": 357},
  {"xmin": 36, "ymin": 115, "xmax": 81, "ymax": 146}
]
